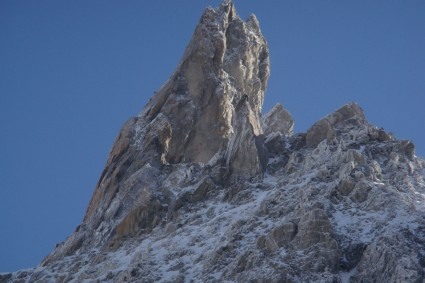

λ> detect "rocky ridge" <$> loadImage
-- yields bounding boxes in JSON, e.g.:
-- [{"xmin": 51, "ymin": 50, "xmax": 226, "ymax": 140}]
[{"xmin": 2, "ymin": 1, "xmax": 425, "ymax": 282}]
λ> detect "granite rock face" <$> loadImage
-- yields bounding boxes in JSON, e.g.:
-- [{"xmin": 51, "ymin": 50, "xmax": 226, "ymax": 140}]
[
  {"xmin": 306, "ymin": 102, "xmax": 366, "ymax": 148},
  {"xmin": 5, "ymin": 1, "xmax": 425, "ymax": 283},
  {"xmin": 41, "ymin": 0, "xmax": 270, "ymax": 267},
  {"xmin": 262, "ymin": 103, "xmax": 294, "ymax": 137},
  {"xmin": 141, "ymin": 2, "xmax": 269, "ymax": 168}
]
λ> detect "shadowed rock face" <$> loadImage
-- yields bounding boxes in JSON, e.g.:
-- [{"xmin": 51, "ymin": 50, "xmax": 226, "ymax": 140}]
[{"xmin": 9, "ymin": 1, "xmax": 425, "ymax": 282}]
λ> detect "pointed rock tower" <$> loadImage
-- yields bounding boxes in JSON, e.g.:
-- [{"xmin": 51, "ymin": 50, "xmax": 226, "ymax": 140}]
[
  {"xmin": 5, "ymin": 1, "xmax": 425, "ymax": 282},
  {"xmin": 42, "ymin": 1, "xmax": 270, "ymax": 265}
]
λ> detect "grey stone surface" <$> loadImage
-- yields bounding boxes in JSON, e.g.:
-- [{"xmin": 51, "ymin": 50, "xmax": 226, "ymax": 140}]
[
  {"xmin": 306, "ymin": 102, "xmax": 366, "ymax": 148},
  {"xmin": 9, "ymin": 2, "xmax": 425, "ymax": 283},
  {"xmin": 262, "ymin": 103, "xmax": 294, "ymax": 137}
]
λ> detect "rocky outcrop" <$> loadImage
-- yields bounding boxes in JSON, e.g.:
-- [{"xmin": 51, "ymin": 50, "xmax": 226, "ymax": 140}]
[
  {"xmin": 262, "ymin": 103, "xmax": 294, "ymax": 137},
  {"xmin": 41, "ymin": 0, "xmax": 270, "ymax": 266},
  {"xmin": 306, "ymin": 102, "xmax": 366, "ymax": 148},
  {"xmin": 292, "ymin": 209, "xmax": 340, "ymax": 272},
  {"xmin": 141, "ymin": 2, "xmax": 269, "ymax": 167},
  {"xmin": 6, "ymin": 1, "xmax": 425, "ymax": 283},
  {"xmin": 352, "ymin": 231, "xmax": 425, "ymax": 282}
]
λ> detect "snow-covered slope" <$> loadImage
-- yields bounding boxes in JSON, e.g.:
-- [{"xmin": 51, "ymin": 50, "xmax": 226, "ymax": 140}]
[{"xmin": 2, "ymin": 1, "xmax": 425, "ymax": 282}]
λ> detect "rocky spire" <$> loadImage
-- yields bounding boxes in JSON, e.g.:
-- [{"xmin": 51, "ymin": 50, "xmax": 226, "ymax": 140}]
[
  {"xmin": 141, "ymin": 1, "xmax": 270, "ymax": 169},
  {"xmin": 6, "ymin": 2, "xmax": 425, "ymax": 282},
  {"xmin": 41, "ymin": 1, "xmax": 270, "ymax": 264}
]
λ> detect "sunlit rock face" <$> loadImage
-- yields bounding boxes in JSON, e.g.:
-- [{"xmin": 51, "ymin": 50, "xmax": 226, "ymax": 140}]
[
  {"xmin": 6, "ymin": 1, "xmax": 425, "ymax": 282},
  {"xmin": 141, "ymin": 2, "xmax": 269, "ymax": 168},
  {"xmin": 262, "ymin": 103, "xmax": 294, "ymax": 137},
  {"xmin": 40, "ymin": 0, "xmax": 271, "ymax": 266}
]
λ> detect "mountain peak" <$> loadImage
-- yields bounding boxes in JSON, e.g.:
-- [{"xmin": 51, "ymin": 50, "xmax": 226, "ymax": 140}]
[
  {"xmin": 5, "ymin": 2, "xmax": 425, "ymax": 283},
  {"xmin": 140, "ymin": 0, "xmax": 269, "ymax": 170},
  {"xmin": 41, "ymin": 1, "xmax": 270, "ymax": 266},
  {"xmin": 306, "ymin": 102, "xmax": 366, "ymax": 148}
]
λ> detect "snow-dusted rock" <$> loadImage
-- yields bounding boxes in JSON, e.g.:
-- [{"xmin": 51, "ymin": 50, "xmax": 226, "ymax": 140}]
[
  {"xmin": 141, "ymin": 1, "xmax": 269, "ymax": 169},
  {"xmin": 262, "ymin": 103, "xmax": 294, "ymax": 137},
  {"xmin": 41, "ymin": 0, "xmax": 270, "ymax": 266},
  {"xmin": 306, "ymin": 102, "xmax": 366, "ymax": 148},
  {"xmin": 6, "ymin": 1, "xmax": 425, "ymax": 283},
  {"xmin": 352, "ymin": 231, "xmax": 425, "ymax": 282}
]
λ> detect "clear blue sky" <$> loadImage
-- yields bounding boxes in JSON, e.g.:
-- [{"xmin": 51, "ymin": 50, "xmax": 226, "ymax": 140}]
[{"xmin": 1, "ymin": 0, "xmax": 424, "ymax": 272}]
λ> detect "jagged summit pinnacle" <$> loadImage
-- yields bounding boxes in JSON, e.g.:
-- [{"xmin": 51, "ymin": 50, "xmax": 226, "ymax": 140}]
[
  {"xmin": 5, "ymin": 2, "xmax": 425, "ymax": 282},
  {"xmin": 140, "ymin": 0, "xmax": 269, "ymax": 171},
  {"xmin": 41, "ymin": 0, "xmax": 271, "ymax": 266}
]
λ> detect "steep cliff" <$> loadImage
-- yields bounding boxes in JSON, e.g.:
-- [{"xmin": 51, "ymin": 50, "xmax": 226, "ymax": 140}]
[{"xmin": 3, "ymin": 1, "xmax": 425, "ymax": 282}]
